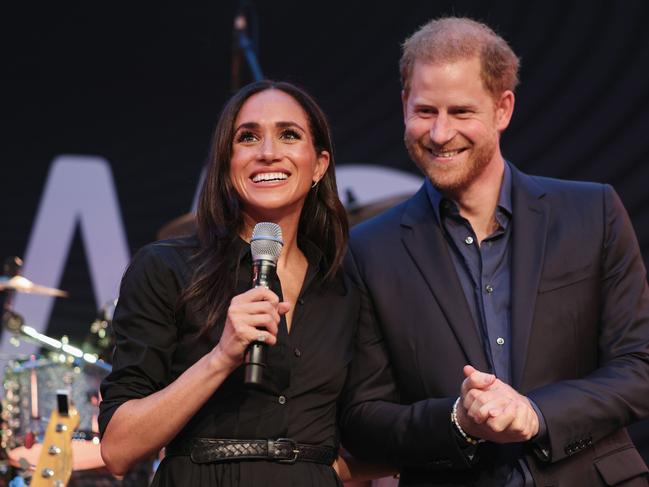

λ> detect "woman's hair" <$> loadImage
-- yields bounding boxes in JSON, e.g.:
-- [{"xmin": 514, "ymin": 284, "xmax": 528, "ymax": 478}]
[{"xmin": 181, "ymin": 80, "xmax": 348, "ymax": 335}]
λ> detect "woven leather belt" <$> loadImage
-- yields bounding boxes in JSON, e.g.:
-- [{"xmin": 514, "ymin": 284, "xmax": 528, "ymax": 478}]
[{"xmin": 165, "ymin": 438, "xmax": 336, "ymax": 466}]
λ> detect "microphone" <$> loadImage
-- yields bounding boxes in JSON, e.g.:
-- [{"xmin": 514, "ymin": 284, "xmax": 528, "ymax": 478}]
[{"xmin": 244, "ymin": 222, "xmax": 283, "ymax": 387}]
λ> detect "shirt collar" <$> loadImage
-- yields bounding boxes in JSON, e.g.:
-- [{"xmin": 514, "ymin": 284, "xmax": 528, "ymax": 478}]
[{"xmin": 425, "ymin": 161, "xmax": 513, "ymax": 223}]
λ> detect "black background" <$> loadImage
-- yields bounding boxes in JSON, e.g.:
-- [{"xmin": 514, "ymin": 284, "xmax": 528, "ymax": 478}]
[{"xmin": 2, "ymin": 0, "xmax": 649, "ymax": 458}]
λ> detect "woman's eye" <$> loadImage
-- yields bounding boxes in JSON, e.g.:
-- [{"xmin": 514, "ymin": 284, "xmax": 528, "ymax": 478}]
[
  {"xmin": 236, "ymin": 131, "xmax": 257, "ymax": 143},
  {"xmin": 280, "ymin": 129, "xmax": 301, "ymax": 140}
]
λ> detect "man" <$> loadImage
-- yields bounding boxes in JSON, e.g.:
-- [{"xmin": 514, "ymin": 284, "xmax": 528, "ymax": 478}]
[{"xmin": 341, "ymin": 17, "xmax": 649, "ymax": 486}]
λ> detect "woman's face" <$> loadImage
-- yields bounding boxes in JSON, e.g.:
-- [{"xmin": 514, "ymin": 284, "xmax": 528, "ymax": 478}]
[{"xmin": 229, "ymin": 89, "xmax": 329, "ymax": 222}]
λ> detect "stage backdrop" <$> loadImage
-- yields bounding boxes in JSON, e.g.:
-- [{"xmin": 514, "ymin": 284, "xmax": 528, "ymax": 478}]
[{"xmin": 2, "ymin": 0, "xmax": 649, "ymax": 455}]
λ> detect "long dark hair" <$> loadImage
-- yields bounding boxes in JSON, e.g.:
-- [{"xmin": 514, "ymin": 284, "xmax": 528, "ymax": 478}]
[{"xmin": 181, "ymin": 80, "xmax": 348, "ymax": 335}]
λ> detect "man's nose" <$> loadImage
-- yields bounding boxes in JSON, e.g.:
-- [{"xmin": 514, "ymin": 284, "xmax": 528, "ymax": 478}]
[{"xmin": 429, "ymin": 113, "xmax": 455, "ymax": 146}]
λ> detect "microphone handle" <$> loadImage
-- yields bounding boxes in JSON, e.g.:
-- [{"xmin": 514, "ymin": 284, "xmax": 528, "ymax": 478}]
[{"xmin": 244, "ymin": 259, "xmax": 276, "ymax": 387}]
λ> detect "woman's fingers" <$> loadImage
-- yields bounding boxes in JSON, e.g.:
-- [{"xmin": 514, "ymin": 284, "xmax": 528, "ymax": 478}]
[
  {"xmin": 234, "ymin": 286, "xmax": 280, "ymax": 305},
  {"xmin": 216, "ymin": 287, "xmax": 294, "ymax": 369},
  {"xmin": 278, "ymin": 301, "xmax": 291, "ymax": 315}
]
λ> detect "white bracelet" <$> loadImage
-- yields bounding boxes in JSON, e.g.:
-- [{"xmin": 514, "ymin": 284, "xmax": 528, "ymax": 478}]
[{"xmin": 451, "ymin": 397, "xmax": 485, "ymax": 446}]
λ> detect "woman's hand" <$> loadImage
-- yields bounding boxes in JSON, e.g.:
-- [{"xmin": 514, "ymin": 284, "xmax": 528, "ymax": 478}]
[{"xmin": 213, "ymin": 287, "xmax": 291, "ymax": 371}]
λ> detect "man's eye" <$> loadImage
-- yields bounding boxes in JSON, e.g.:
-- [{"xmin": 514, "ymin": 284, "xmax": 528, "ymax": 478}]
[
  {"xmin": 236, "ymin": 131, "xmax": 257, "ymax": 143},
  {"xmin": 280, "ymin": 129, "xmax": 301, "ymax": 140},
  {"xmin": 453, "ymin": 109, "xmax": 473, "ymax": 117}
]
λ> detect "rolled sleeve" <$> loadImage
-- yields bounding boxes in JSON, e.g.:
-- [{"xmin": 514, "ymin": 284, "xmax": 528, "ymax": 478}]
[{"xmin": 98, "ymin": 244, "xmax": 181, "ymax": 437}]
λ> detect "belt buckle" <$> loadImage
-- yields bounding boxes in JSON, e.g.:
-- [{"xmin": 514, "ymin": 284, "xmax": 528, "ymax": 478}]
[{"xmin": 273, "ymin": 437, "xmax": 299, "ymax": 464}]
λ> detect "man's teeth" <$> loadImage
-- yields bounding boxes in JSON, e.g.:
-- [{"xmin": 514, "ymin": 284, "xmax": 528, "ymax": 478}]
[
  {"xmin": 252, "ymin": 172, "xmax": 289, "ymax": 183},
  {"xmin": 431, "ymin": 149, "xmax": 463, "ymax": 158}
]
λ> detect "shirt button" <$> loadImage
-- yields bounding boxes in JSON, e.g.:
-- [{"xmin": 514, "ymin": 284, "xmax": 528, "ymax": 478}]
[
  {"xmin": 485, "ymin": 284, "xmax": 494, "ymax": 293},
  {"xmin": 297, "ymin": 298, "xmax": 305, "ymax": 305},
  {"xmin": 496, "ymin": 337, "xmax": 505, "ymax": 346},
  {"xmin": 294, "ymin": 348, "xmax": 302, "ymax": 357},
  {"xmin": 278, "ymin": 395, "xmax": 286, "ymax": 405},
  {"xmin": 464, "ymin": 236, "xmax": 474, "ymax": 245}
]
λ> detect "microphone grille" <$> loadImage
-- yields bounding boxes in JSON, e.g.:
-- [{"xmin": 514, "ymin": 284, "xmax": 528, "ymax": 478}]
[{"xmin": 250, "ymin": 222, "xmax": 283, "ymax": 263}]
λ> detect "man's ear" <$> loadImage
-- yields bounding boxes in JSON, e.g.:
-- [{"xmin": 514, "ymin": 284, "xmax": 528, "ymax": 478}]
[{"xmin": 495, "ymin": 90, "xmax": 515, "ymax": 132}]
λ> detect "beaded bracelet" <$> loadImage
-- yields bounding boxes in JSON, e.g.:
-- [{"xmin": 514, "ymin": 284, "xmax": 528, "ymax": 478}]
[{"xmin": 451, "ymin": 397, "xmax": 485, "ymax": 446}]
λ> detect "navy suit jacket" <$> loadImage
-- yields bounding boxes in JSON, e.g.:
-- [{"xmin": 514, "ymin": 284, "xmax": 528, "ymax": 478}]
[{"xmin": 341, "ymin": 165, "xmax": 649, "ymax": 486}]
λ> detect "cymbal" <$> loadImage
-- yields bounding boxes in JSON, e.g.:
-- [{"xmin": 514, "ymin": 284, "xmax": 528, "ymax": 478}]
[
  {"xmin": 157, "ymin": 212, "xmax": 197, "ymax": 240},
  {"xmin": 347, "ymin": 193, "xmax": 413, "ymax": 226},
  {"xmin": 0, "ymin": 275, "xmax": 68, "ymax": 297}
]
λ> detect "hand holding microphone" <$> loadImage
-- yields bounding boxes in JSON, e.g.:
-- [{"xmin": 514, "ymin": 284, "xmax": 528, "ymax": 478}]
[
  {"xmin": 214, "ymin": 223, "xmax": 289, "ymax": 384},
  {"xmin": 244, "ymin": 222, "xmax": 285, "ymax": 386}
]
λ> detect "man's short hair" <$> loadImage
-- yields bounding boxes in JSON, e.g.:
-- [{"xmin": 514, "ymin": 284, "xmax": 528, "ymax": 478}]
[{"xmin": 400, "ymin": 17, "xmax": 520, "ymax": 98}]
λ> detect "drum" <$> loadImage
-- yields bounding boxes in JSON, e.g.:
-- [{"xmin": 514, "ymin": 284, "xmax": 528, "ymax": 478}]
[
  {"xmin": 1, "ymin": 355, "xmax": 110, "ymax": 471},
  {"xmin": 84, "ymin": 299, "xmax": 117, "ymax": 363}
]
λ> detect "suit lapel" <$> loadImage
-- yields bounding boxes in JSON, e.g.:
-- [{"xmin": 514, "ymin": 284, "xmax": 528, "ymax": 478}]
[
  {"xmin": 400, "ymin": 186, "xmax": 489, "ymax": 371},
  {"xmin": 509, "ymin": 167, "xmax": 549, "ymax": 388}
]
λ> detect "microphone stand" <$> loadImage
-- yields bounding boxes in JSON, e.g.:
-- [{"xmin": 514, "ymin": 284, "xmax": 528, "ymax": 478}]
[{"xmin": 231, "ymin": 1, "xmax": 264, "ymax": 90}]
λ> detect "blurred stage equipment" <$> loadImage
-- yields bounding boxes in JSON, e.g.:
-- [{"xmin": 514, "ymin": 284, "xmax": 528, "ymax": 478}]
[
  {"xmin": 0, "ymin": 255, "xmax": 67, "ymax": 301},
  {"xmin": 0, "ymin": 277, "xmax": 67, "ymax": 299},
  {"xmin": 84, "ymin": 300, "xmax": 117, "ymax": 363},
  {"xmin": 30, "ymin": 390, "xmax": 77, "ymax": 487},
  {"xmin": 2, "ymin": 356, "xmax": 107, "ymax": 472},
  {"xmin": 156, "ymin": 212, "xmax": 197, "ymax": 240},
  {"xmin": 345, "ymin": 190, "xmax": 413, "ymax": 227},
  {"xmin": 0, "ymin": 256, "xmax": 109, "ymax": 369},
  {"xmin": 0, "ymin": 256, "xmax": 112, "ymax": 479},
  {"xmin": 231, "ymin": 0, "xmax": 264, "ymax": 90}
]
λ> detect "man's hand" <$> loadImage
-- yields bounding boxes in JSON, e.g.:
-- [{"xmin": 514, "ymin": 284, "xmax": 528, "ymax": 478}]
[{"xmin": 456, "ymin": 365, "xmax": 539, "ymax": 443}]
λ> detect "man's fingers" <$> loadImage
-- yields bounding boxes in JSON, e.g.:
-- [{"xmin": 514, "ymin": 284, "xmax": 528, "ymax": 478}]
[
  {"xmin": 459, "ymin": 376, "xmax": 541, "ymax": 444},
  {"xmin": 461, "ymin": 366, "xmax": 496, "ymax": 395},
  {"xmin": 463, "ymin": 365, "xmax": 477, "ymax": 377},
  {"xmin": 485, "ymin": 399, "xmax": 517, "ymax": 433},
  {"xmin": 507, "ymin": 400, "xmax": 539, "ymax": 440},
  {"xmin": 466, "ymin": 393, "xmax": 511, "ymax": 424},
  {"xmin": 463, "ymin": 386, "xmax": 520, "ymax": 423}
]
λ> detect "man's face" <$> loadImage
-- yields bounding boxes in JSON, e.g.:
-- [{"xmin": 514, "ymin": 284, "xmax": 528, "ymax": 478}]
[{"xmin": 402, "ymin": 57, "xmax": 513, "ymax": 195}]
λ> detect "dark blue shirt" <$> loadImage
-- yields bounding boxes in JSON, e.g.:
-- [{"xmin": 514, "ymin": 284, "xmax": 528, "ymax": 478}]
[
  {"xmin": 426, "ymin": 166, "xmax": 513, "ymax": 382},
  {"xmin": 426, "ymin": 164, "xmax": 535, "ymax": 487}
]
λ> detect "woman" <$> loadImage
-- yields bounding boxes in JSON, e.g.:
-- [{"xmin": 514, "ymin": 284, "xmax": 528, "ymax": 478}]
[{"xmin": 99, "ymin": 80, "xmax": 358, "ymax": 486}]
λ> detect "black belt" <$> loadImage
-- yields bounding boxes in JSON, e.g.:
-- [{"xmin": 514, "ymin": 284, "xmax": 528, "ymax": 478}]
[{"xmin": 165, "ymin": 438, "xmax": 337, "ymax": 466}]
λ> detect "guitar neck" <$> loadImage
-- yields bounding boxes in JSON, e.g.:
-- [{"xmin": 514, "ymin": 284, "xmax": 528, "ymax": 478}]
[{"xmin": 31, "ymin": 391, "xmax": 79, "ymax": 487}]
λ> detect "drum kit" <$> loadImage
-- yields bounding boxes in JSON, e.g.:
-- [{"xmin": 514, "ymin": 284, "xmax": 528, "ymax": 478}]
[{"xmin": 0, "ymin": 257, "xmax": 123, "ymax": 486}]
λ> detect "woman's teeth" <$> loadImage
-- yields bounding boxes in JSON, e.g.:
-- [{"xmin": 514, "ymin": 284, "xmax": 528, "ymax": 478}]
[{"xmin": 252, "ymin": 172, "xmax": 288, "ymax": 183}]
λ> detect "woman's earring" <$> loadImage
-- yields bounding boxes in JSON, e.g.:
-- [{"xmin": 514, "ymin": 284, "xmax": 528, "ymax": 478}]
[{"xmin": 311, "ymin": 180, "xmax": 319, "ymax": 189}]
